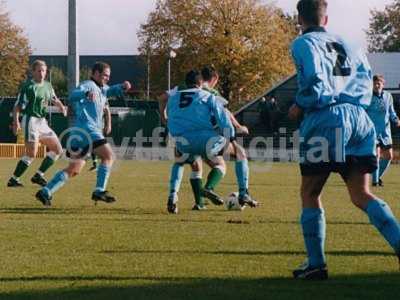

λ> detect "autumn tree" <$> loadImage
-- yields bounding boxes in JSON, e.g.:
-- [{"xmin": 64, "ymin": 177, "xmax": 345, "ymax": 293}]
[
  {"xmin": 0, "ymin": 3, "xmax": 31, "ymax": 96},
  {"xmin": 138, "ymin": 0, "xmax": 297, "ymax": 108},
  {"xmin": 49, "ymin": 66, "xmax": 68, "ymax": 97},
  {"xmin": 367, "ymin": 0, "xmax": 400, "ymax": 52}
]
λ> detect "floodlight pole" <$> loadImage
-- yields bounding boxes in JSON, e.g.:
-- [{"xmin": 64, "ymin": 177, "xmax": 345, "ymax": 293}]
[
  {"xmin": 68, "ymin": 0, "xmax": 79, "ymax": 94},
  {"xmin": 147, "ymin": 53, "xmax": 150, "ymax": 100},
  {"xmin": 168, "ymin": 58, "xmax": 171, "ymax": 91},
  {"xmin": 167, "ymin": 50, "xmax": 176, "ymax": 91}
]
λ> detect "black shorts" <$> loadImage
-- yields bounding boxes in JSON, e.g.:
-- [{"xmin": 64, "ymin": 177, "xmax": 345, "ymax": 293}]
[
  {"xmin": 300, "ymin": 155, "xmax": 378, "ymax": 181},
  {"xmin": 66, "ymin": 139, "xmax": 108, "ymax": 159},
  {"xmin": 377, "ymin": 142, "xmax": 392, "ymax": 150}
]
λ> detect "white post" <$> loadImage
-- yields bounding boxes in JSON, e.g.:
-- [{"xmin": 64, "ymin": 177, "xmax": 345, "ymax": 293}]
[
  {"xmin": 168, "ymin": 50, "xmax": 176, "ymax": 91},
  {"xmin": 147, "ymin": 53, "xmax": 150, "ymax": 100},
  {"xmin": 168, "ymin": 58, "xmax": 171, "ymax": 91},
  {"xmin": 68, "ymin": 0, "xmax": 79, "ymax": 94}
]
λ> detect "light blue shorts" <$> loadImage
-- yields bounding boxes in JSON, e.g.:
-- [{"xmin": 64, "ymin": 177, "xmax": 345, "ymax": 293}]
[
  {"xmin": 299, "ymin": 103, "xmax": 376, "ymax": 165},
  {"xmin": 175, "ymin": 130, "xmax": 227, "ymax": 161}
]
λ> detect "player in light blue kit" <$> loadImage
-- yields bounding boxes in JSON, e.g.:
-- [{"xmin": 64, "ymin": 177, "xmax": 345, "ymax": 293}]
[
  {"xmin": 35, "ymin": 62, "xmax": 131, "ymax": 206},
  {"xmin": 366, "ymin": 74, "xmax": 400, "ymax": 187},
  {"xmin": 289, "ymin": 0, "xmax": 400, "ymax": 280},
  {"xmin": 166, "ymin": 70, "xmax": 235, "ymax": 213},
  {"xmin": 162, "ymin": 66, "xmax": 257, "ymax": 213}
]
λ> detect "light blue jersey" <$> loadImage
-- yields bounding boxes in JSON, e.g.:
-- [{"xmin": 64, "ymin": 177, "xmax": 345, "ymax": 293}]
[
  {"xmin": 292, "ymin": 27, "xmax": 372, "ymax": 112},
  {"xmin": 69, "ymin": 80, "xmax": 123, "ymax": 142},
  {"xmin": 367, "ymin": 91, "xmax": 399, "ymax": 146},
  {"xmin": 292, "ymin": 27, "xmax": 376, "ymax": 163},
  {"xmin": 167, "ymin": 87, "xmax": 234, "ymax": 137},
  {"xmin": 167, "ymin": 87, "xmax": 234, "ymax": 158}
]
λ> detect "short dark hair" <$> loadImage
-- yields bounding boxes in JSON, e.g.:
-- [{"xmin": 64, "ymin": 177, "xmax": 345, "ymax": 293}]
[
  {"xmin": 297, "ymin": 0, "xmax": 328, "ymax": 26},
  {"xmin": 92, "ymin": 61, "xmax": 111, "ymax": 74},
  {"xmin": 185, "ymin": 70, "xmax": 202, "ymax": 87},
  {"xmin": 201, "ymin": 65, "xmax": 218, "ymax": 82},
  {"xmin": 373, "ymin": 74, "xmax": 385, "ymax": 83}
]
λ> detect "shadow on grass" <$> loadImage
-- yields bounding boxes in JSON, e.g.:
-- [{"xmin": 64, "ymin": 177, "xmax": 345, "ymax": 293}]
[
  {"xmin": 0, "ymin": 207, "xmax": 155, "ymax": 216},
  {"xmin": 1, "ymin": 273, "xmax": 399, "ymax": 300},
  {"xmin": 98, "ymin": 249, "xmax": 395, "ymax": 257},
  {"xmin": 0, "ymin": 208, "xmax": 370, "ymax": 227}
]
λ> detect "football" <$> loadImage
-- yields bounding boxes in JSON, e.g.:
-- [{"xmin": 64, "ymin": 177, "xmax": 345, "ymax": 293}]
[{"xmin": 225, "ymin": 192, "xmax": 245, "ymax": 211}]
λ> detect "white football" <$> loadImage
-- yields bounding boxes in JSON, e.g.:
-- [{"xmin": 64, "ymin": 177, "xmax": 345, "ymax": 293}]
[{"xmin": 225, "ymin": 192, "xmax": 245, "ymax": 211}]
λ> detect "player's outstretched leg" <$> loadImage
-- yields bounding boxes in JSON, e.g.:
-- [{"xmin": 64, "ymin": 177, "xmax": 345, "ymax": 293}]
[
  {"xmin": 36, "ymin": 170, "xmax": 69, "ymax": 206},
  {"xmin": 36, "ymin": 159, "xmax": 85, "ymax": 206},
  {"xmin": 346, "ymin": 171, "xmax": 400, "ymax": 269}
]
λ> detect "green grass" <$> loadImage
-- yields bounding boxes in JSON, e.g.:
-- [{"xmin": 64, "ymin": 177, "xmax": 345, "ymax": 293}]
[{"xmin": 0, "ymin": 159, "xmax": 399, "ymax": 299}]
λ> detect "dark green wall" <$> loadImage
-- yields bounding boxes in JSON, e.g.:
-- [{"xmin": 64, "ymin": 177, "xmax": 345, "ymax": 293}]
[{"xmin": 0, "ymin": 98, "xmax": 162, "ymax": 146}]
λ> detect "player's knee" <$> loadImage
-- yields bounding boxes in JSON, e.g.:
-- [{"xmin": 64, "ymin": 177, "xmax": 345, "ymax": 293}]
[
  {"xmin": 101, "ymin": 157, "xmax": 114, "ymax": 166},
  {"xmin": 191, "ymin": 160, "xmax": 202, "ymax": 172},
  {"xmin": 65, "ymin": 169, "xmax": 79, "ymax": 177},
  {"xmin": 21, "ymin": 156, "xmax": 34, "ymax": 165},
  {"xmin": 350, "ymin": 191, "xmax": 374, "ymax": 210},
  {"xmin": 301, "ymin": 186, "xmax": 321, "ymax": 201},
  {"xmin": 54, "ymin": 145, "xmax": 63, "ymax": 156},
  {"xmin": 65, "ymin": 164, "xmax": 82, "ymax": 177},
  {"xmin": 100, "ymin": 152, "xmax": 114, "ymax": 165},
  {"xmin": 47, "ymin": 151, "xmax": 60, "ymax": 161},
  {"xmin": 235, "ymin": 145, "xmax": 247, "ymax": 160},
  {"xmin": 215, "ymin": 164, "xmax": 226, "ymax": 176},
  {"xmin": 387, "ymin": 151, "xmax": 394, "ymax": 160},
  {"xmin": 190, "ymin": 170, "xmax": 202, "ymax": 179}
]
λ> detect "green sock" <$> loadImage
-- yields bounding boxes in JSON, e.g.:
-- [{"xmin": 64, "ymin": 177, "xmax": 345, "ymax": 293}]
[
  {"xmin": 38, "ymin": 156, "xmax": 55, "ymax": 174},
  {"xmin": 190, "ymin": 178, "xmax": 204, "ymax": 206},
  {"xmin": 13, "ymin": 160, "xmax": 30, "ymax": 178},
  {"xmin": 205, "ymin": 168, "xmax": 224, "ymax": 190}
]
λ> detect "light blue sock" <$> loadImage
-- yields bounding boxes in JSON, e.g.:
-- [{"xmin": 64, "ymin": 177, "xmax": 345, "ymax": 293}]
[
  {"xmin": 366, "ymin": 199, "xmax": 400, "ymax": 252},
  {"xmin": 95, "ymin": 164, "xmax": 111, "ymax": 192},
  {"xmin": 372, "ymin": 159, "xmax": 380, "ymax": 183},
  {"xmin": 169, "ymin": 163, "xmax": 184, "ymax": 196},
  {"xmin": 43, "ymin": 171, "xmax": 69, "ymax": 197},
  {"xmin": 235, "ymin": 159, "xmax": 249, "ymax": 197},
  {"xmin": 301, "ymin": 208, "xmax": 326, "ymax": 267},
  {"xmin": 378, "ymin": 159, "xmax": 391, "ymax": 179}
]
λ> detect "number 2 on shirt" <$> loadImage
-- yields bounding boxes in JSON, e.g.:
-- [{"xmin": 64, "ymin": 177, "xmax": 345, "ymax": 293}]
[{"xmin": 326, "ymin": 42, "xmax": 351, "ymax": 77}]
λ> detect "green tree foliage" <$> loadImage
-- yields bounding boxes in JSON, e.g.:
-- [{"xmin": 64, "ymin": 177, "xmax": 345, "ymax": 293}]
[
  {"xmin": 367, "ymin": 0, "xmax": 400, "ymax": 52},
  {"xmin": 138, "ymin": 0, "xmax": 297, "ymax": 108},
  {"xmin": 0, "ymin": 3, "xmax": 31, "ymax": 96},
  {"xmin": 49, "ymin": 66, "xmax": 92, "ymax": 98},
  {"xmin": 79, "ymin": 66, "xmax": 91, "ymax": 82},
  {"xmin": 49, "ymin": 67, "xmax": 68, "ymax": 97}
]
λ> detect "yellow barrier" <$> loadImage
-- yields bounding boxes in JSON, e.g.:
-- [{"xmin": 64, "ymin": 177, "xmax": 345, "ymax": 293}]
[{"xmin": 0, "ymin": 144, "xmax": 46, "ymax": 158}]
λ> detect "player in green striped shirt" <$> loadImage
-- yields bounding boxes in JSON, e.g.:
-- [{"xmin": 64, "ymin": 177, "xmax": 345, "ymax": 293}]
[{"xmin": 7, "ymin": 60, "xmax": 67, "ymax": 188}]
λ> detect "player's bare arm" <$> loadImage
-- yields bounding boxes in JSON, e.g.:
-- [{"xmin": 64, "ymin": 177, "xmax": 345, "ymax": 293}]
[{"xmin": 12, "ymin": 105, "xmax": 22, "ymax": 135}]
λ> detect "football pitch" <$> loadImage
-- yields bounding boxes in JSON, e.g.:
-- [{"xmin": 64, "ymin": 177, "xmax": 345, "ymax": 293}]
[{"xmin": 0, "ymin": 159, "xmax": 399, "ymax": 299}]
